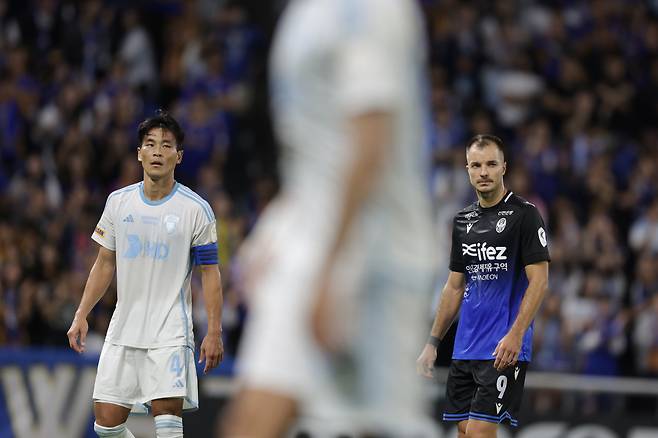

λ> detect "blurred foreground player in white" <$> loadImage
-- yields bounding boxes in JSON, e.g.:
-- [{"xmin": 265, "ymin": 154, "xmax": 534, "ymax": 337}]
[
  {"xmin": 223, "ymin": 0, "xmax": 438, "ymax": 436},
  {"xmin": 67, "ymin": 110, "xmax": 224, "ymax": 438}
]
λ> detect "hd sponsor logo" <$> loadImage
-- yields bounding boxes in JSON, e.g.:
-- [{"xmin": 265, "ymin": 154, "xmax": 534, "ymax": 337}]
[
  {"xmin": 462, "ymin": 242, "xmax": 508, "ymax": 261},
  {"xmin": 123, "ymin": 234, "xmax": 170, "ymax": 260}
]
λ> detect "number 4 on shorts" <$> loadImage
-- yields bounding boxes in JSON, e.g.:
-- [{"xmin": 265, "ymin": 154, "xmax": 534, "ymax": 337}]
[{"xmin": 170, "ymin": 353, "xmax": 183, "ymax": 377}]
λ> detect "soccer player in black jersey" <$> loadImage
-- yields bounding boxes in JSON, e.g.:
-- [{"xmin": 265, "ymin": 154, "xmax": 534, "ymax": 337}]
[{"xmin": 416, "ymin": 135, "xmax": 550, "ymax": 437}]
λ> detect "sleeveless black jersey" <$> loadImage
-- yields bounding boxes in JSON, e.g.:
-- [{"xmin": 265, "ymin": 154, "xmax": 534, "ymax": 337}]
[{"xmin": 449, "ymin": 191, "xmax": 550, "ymax": 361}]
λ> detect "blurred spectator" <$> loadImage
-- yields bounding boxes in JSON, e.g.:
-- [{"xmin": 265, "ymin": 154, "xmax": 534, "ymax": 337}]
[
  {"xmin": 633, "ymin": 294, "xmax": 658, "ymax": 376},
  {"xmin": 176, "ymin": 93, "xmax": 228, "ymax": 186},
  {"xmin": 118, "ymin": 9, "xmax": 156, "ymax": 94},
  {"xmin": 533, "ymin": 293, "xmax": 573, "ymax": 372},
  {"xmin": 629, "ymin": 253, "xmax": 658, "ymax": 313},
  {"xmin": 578, "ymin": 295, "xmax": 627, "ymax": 376},
  {"xmin": 629, "ymin": 200, "xmax": 658, "ymax": 254}
]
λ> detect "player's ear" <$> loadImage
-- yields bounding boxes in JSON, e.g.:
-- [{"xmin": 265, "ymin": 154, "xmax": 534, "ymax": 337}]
[
  {"xmin": 502, "ymin": 161, "xmax": 507, "ymax": 175},
  {"xmin": 177, "ymin": 149, "xmax": 183, "ymax": 164},
  {"xmin": 137, "ymin": 146, "xmax": 142, "ymax": 162}
]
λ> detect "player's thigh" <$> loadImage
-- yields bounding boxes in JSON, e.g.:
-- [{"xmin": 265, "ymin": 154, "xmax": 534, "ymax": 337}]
[
  {"xmin": 151, "ymin": 397, "xmax": 184, "ymax": 417},
  {"xmin": 444, "ymin": 360, "xmax": 477, "ymax": 417},
  {"xmin": 457, "ymin": 420, "xmax": 468, "ymax": 438},
  {"xmin": 94, "ymin": 402, "xmax": 131, "ymax": 427},
  {"xmin": 222, "ymin": 388, "xmax": 297, "ymax": 438},
  {"xmin": 236, "ymin": 238, "xmax": 330, "ymax": 401},
  {"xmin": 465, "ymin": 418, "xmax": 498, "ymax": 438}
]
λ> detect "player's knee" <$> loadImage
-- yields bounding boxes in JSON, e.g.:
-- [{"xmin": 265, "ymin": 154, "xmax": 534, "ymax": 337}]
[
  {"xmin": 457, "ymin": 420, "xmax": 468, "ymax": 437},
  {"xmin": 465, "ymin": 422, "xmax": 497, "ymax": 438},
  {"xmin": 94, "ymin": 402, "xmax": 131, "ymax": 428},
  {"xmin": 151, "ymin": 398, "xmax": 184, "ymax": 417}
]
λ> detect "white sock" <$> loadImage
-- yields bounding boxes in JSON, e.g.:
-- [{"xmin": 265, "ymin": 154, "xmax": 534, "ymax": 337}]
[
  {"xmin": 94, "ymin": 422, "xmax": 136, "ymax": 438},
  {"xmin": 154, "ymin": 414, "xmax": 184, "ymax": 438}
]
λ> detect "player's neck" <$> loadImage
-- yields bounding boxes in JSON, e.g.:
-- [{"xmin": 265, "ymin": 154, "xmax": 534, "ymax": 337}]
[
  {"xmin": 477, "ymin": 184, "xmax": 507, "ymax": 208},
  {"xmin": 142, "ymin": 174, "xmax": 176, "ymax": 201}
]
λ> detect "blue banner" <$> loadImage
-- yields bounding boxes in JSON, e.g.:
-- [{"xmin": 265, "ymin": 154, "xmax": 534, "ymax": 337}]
[{"xmin": 0, "ymin": 348, "xmax": 234, "ymax": 438}]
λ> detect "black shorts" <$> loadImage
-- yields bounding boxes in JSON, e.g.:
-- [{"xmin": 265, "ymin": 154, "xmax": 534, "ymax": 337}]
[{"xmin": 443, "ymin": 360, "xmax": 527, "ymax": 427}]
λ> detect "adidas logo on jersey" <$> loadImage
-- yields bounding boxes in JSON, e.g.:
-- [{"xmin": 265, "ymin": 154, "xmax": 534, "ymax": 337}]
[
  {"xmin": 123, "ymin": 214, "xmax": 135, "ymax": 223},
  {"xmin": 462, "ymin": 242, "xmax": 508, "ymax": 261},
  {"xmin": 173, "ymin": 379, "xmax": 184, "ymax": 388}
]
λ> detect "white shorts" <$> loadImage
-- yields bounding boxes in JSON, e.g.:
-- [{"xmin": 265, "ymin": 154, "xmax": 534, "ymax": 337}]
[
  {"xmin": 92, "ymin": 343, "xmax": 198, "ymax": 414},
  {"xmin": 236, "ymin": 196, "xmax": 437, "ymax": 432},
  {"xmin": 236, "ymin": 197, "xmax": 336, "ymax": 407}
]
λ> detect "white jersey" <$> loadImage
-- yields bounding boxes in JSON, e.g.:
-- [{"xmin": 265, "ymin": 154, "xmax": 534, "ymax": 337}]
[
  {"xmin": 270, "ymin": 0, "xmax": 436, "ymax": 271},
  {"xmin": 92, "ymin": 181, "xmax": 217, "ymax": 349}
]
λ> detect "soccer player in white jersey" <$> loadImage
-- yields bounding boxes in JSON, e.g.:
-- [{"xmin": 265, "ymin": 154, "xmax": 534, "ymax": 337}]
[
  {"xmin": 223, "ymin": 0, "xmax": 438, "ymax": 436},
  {"xmin": 66, "ymin": 111, "xmax": 224, "ymax": 438}
]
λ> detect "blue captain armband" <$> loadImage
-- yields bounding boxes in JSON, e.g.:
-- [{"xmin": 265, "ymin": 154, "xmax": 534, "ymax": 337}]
[{"xmin": 191, "ymin": 243, "xmax": 219, "ymax": 265}]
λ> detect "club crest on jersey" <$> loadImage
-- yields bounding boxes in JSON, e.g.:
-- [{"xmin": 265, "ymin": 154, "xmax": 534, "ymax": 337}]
[
  {"xmin": 164, "ymin": 214, "xmax": 180, "ymax": 234},
  {"xmin": 496, "ymin": 218, "xmax": 506, "ymax": 233}
]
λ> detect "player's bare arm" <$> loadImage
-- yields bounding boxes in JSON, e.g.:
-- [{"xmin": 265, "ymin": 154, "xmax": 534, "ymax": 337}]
[
  {"xmin": 67, "ymin": 245, "xmax": 116, "ymax": 353},
  {"xmin": 311, "ymin": 111, "xmax": 391, "ymax": 351},
  {"xmin": 417, "ymin": 271, "xmax": 465, "ymax": 378},
  {"xmin": 493, "ymin": 261, "xmax": 549, "ymax": 371},
  {"xmin": 198, "ymin": 263, "xmax": 224, "ymax": 374}
]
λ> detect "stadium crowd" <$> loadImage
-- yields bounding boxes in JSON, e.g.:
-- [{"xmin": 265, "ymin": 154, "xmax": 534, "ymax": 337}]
[{"xmin": 1, "ymin": 0, "xmax": 658, "ymax": 386}]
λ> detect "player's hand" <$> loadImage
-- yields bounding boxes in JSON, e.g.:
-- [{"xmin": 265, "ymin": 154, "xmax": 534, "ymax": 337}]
[
  {"xmin": 311, "ymin": 272, "xmax": 335, "ymax": 351},
  {"xmin": 493, "ymin": 331, "xmax": 522, "ymax": 371},
  {"xmin": 199, "ymin": 332, "xmax": 224, "ymax": 374},
  {"xmin": 416, "ymin": 344, "xmax": 438, "ymax": 378},
  {"xmin": 66, "ymin": 316, "xmax": 88, "ymax": 353},
  {"xmin": 310, "ymin": 268, "xmax": 349, "ymax": 354}
]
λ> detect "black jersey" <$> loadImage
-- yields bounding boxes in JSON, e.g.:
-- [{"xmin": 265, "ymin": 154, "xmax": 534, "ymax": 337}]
[{"xmin": 449, "ymin": 191, "xmax": 550, "ymax": 361}]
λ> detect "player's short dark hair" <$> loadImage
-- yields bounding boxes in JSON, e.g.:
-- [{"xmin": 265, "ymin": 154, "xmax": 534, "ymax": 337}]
[
  {"xmin": 466, "ymin": 134, "xmax": 505, "ymax": 159},
  {"xmin": 137, "ymin": 109, "xmax": 185, "ymax": 150}
]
